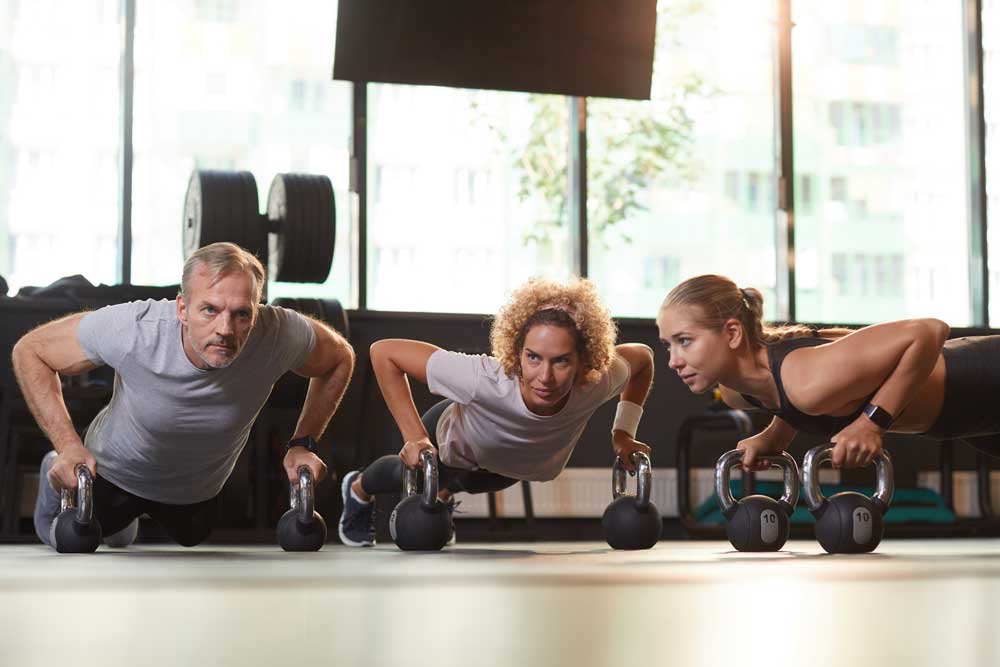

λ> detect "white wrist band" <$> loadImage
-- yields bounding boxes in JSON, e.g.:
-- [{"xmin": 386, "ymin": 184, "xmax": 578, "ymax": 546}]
[{"xmin": 612, "ymin": 401, "xmax": 643, "ymax": 438}]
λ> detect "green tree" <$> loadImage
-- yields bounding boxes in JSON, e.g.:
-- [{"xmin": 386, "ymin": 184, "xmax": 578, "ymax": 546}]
[{"xmin": 476, "ymin": 1, "xmax": 711, "ymax": 248}]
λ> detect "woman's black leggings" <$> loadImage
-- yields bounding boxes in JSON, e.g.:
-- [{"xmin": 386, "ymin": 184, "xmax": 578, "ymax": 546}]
[{"xmin": 359, "ymin": 400, "xmax": 519, "ymax": 496}]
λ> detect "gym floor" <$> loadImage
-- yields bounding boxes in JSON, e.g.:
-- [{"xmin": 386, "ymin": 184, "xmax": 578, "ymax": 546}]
[{"xmin": 1, "ymin": 539, "xmax": 996, "ymax": 666}]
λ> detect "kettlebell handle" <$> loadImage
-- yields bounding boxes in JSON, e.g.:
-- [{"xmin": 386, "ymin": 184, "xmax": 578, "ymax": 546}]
[
  {"xmin": 402, "ymin": 449, "xmax": 439, "ymax": 509},
  {"xmin": 59, "ymin": 464, "xmax": 94, "ymax": 525},
  {"xmin": 289, "ymin": 466, "xmax": 315, "ymax": 523},
  {"xmin": 801, "ymin": 445, "xmax": 894, "ymax": 513},
  {"xmin": 715, "ymin": 450, "xmax": 800, "ymax": 516},
  {"xmin": 612, "ymin": 451, "xmax": 653, "ymax": 510}
]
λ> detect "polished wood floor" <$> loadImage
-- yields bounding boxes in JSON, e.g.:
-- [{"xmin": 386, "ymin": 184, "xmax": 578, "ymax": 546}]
[{"xmin": 1, "ymin": 539, "xmax": 997, "ymax": 667}]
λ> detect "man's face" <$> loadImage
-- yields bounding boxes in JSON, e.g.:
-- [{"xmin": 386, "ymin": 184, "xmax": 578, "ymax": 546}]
[{"xmin": 176, "ymin": 265, "xmax": 257, "ymax": 370}]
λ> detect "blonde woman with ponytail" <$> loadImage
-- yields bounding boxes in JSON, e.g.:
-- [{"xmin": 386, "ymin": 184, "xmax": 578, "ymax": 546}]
[{"xmin": 655, "ymin": 274, "xmax": 975, "ymax": 471}]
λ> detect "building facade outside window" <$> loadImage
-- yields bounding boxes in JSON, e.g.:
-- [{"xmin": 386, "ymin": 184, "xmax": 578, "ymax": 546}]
[{"xmin": 793, "ymin": 0, "xmax": 972, "ymax": 325}]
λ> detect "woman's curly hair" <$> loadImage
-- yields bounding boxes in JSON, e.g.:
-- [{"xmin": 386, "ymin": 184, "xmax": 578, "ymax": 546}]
[{"xmin": 490, "ymin": 277, "xmax": 617, "ymax": 384}]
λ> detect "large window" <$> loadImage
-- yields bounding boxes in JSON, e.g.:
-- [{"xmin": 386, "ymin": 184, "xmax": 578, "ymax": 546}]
[
  {"xmin": 0, "ymin": 0, "xmax": 122, "ymax": 293},
  {"xmin": 131, "ymin": 0, "xmax": 353, "ymax": 304},
  {"xmin": 587, "ymin": 0, "xmax": 778, "ymax": 319},
  {"xmin": 366, "ymin": 85, "xmax": 571, "ymax": 313},
  {"xmin": 0, "ymin": 1, "xmax": 995, "ymax": 325},
  {"xmin": 793, "ymin": 0, "xmax": 973, "ymax": 325},
  {"xmin": 986, "ymin": 0, "xmax": 1000, "ymax": 323}
]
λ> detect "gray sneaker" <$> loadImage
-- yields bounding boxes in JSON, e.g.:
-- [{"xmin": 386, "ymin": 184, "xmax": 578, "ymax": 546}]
[
  {"xmin": 33, "ymin": 451, "xmax": 61, "ymax": 548},
  {"xmin": 104, "ymin": 518, "xmax": 139, "ymax": 548},
  {"xmin": 339, "ymin": 470, "xmax": 375, "ymax": 547}
]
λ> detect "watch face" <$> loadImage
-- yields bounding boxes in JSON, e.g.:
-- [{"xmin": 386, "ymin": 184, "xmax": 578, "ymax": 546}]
[{"xmin": 865, "ymin": 404, "xmax": 892, "ymax": 428}]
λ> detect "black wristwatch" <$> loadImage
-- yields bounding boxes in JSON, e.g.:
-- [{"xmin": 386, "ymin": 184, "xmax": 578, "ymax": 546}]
[
  {"xmin": 286, "ymin": 435, "xmax": 319, "ymax": 454},
  {"xmin": 862, "ymin": 403, "xmax": 894, "ymax": 430}
]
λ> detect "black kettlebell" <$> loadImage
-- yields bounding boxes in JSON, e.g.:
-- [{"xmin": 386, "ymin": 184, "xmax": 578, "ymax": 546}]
[
  {"xmin": 716, "ymin": 450, "xmax": 799, "ymax": 552},
  {"xmin": 802, "ymin": 444, "xmax": 894, "ymax": 554},
  {"xmin": 602, "ymin": 451, "xmax": 662, "ymax": 550},
  {"xmin": 52, "ymin": 465, "xmax": 102, "ymax": 554},
  {"xmin": 389, "ymin": 449, "xmax": 451, "ymax": 551},
  {"xmin": 277, "ymin": 466, "xmax": 327, "ymax": 552}
]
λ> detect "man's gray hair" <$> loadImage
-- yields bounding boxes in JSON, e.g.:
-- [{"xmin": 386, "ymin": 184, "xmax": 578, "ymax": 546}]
[{"xmin": 180, "ymin": 242, "xmax": 266, "ymax": 304}]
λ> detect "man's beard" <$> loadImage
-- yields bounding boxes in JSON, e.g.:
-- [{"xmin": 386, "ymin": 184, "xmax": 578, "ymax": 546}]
[{"xmin": 187, "ymin": 327, "xmax": 240, "ymax": 369}]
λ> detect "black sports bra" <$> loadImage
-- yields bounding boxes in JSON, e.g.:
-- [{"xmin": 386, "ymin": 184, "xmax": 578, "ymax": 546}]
[{"xmin": 739, "ymin": 337, "xmax": 871, "ymax": 437}]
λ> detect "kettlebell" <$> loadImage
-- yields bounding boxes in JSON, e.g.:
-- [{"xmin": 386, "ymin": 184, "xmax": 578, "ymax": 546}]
[
  {"xmin": 389, "ymin": 449, "xmax": 451, "ymax": 551},
  {"xmin": 602, "ymin": 451, "xmax": 662, "ymax": 550},
  {"xmin": 802, "ymin": 444, "xmax": 894, "ymax": 554},
  {"xmin": 716, "ymin": 450, "xmax": 799, "ymax": 552},
  {"xmin": 52, "ymin": 465, "xmax": 102, "ymax": 554},
  {"xmin": 277, "ymin": 466, "xmax": 327, "ymax": 552}
]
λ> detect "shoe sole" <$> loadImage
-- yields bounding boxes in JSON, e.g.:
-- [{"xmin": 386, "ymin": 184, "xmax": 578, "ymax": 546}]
[{"xmin": 338, "ymin": 471, "xmax": 374, "ymax": 547}]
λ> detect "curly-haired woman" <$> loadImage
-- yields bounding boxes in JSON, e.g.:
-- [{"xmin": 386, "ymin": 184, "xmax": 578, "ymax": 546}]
[{"xmin": 338, "ymin": 277, "xmax": 654, "ymax": 547}]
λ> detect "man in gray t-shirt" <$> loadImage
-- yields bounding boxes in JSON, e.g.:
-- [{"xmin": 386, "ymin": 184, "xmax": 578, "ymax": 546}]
[{"xmin": 13, "ymin": 242, "xmax": 355, "ymax": 550}]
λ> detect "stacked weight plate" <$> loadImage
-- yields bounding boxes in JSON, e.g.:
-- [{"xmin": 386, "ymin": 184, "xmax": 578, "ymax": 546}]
[{"xmin": 182, "ymin": 169, "xmax": 335, "ymax": 285}]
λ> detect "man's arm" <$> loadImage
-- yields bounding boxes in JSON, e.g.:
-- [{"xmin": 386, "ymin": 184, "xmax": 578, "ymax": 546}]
[
  {"xmin": 611, "ymin": 343, "xmax": 654, "ymax": 471},
  {"xmin": 290, "ymin": 319, "xmax": 356, "ymax": 440},
  {"xmin": 11, "ymin": 312, "xmax": 101, "ymax": 489},
  {"xmin": 283, "ymin": 319, "xmax": 356, "ymax": 484}
]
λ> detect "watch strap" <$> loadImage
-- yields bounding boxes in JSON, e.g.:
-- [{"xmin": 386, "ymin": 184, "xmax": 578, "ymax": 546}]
[
  {"xmin": 862, "ymin": 403, "xmax": 893, "ymax": 430},
  {"xmin": 286, "ymin": 435, "xmax": 319, "ymax": 454}
]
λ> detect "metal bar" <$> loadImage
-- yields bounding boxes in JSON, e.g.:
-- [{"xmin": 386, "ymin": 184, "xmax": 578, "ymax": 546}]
[
  {"xmin": 521, "ymin": 480, "xmax": 535, "ymax": 536},
  {"xmin": 939, "ymin": 439, "xmax": 955, "ymax": 513},
  {"xmin": 253, "ymin": 414, "xmax": 269, "ymax": 530},
  {"xmin": 675, "ymin": 410, "xmax": 755, "ymax": 538},
  {"xmin": 773, "ymin": 0, "xmax": 795, "ymax": 321},
  {"xmin": 487, "ymin": 491, "xmax": 498, "ymax": 531},
  {"xmin": 741, "ymin": 469, "xmax": 757, "ymax": 498},
  {"xmin": 351, "ymin": 82, "xmax": 368, "ymax": 309},
  {"xmin": 978, "ymin": 451, "xmax": 994, "ymax": 519},
  {"xmin": 569, "ymin": 97, "xmax": 588, "ymax": 277},
  {"xmin": 965, "ymin": 0, "xmax": 989, "ymax": 326},
  {"xmin": 118, "ymin": 0, "xmax": 136, "ymax": 285}
]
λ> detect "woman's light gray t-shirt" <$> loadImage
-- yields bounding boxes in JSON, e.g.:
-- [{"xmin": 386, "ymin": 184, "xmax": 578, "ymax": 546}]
[
  {"xmin": 76, "ymin": 299, "xmax": 315, "ymax": 504},
  {"xmin": 426, "ymin": 350, "xmax": 630, "ymax": 481}
]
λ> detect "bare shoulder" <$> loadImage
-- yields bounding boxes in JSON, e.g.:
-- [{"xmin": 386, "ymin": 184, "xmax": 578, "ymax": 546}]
[
  {"xmin": 782, "ymin": 320, "xmax": 947, "ymax": 413},
  {"xmin": 718, "ymin": 385, "xmax": 756, "ymax": 410},
  {"xmin": 613, "ymin": 343, "xmax": 653, "ymax": 368}
]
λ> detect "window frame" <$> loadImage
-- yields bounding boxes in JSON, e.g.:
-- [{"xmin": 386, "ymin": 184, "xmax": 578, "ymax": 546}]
[{"xmin": 102, "ymin": 0, "xmax": 990, "ymax": 325}]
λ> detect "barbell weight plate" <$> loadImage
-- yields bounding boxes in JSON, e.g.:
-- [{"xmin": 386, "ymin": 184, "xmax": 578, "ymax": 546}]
[
  {"xmin": 182, "ymin": 170, "xmax": 265, "ymax": 261},
  {"xmin": 267, "ymin": 173, "xmax": 335, "ymax": 283}
]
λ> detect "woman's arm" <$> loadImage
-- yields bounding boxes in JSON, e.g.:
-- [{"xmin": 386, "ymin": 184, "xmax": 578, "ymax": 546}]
[
  {"xmin": 737, "ymin": 416, "xmax": 798, "ymax": 471},
  {"xmin": 610, "ymin": 344, "xmax": 654, "ymax": 470},
  {"xmin": 784, "ymin": 318, "xmax": 949, "ymax": 466},
  {"xmin": 614, "ymin": 343, "xmax": 654, "ymax": 405},
  {"xmin": 369, "ymin": 339, "xmax": 442, "ymax": 466}
]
